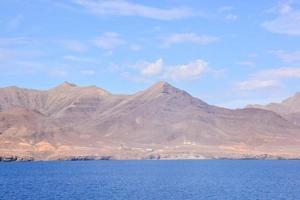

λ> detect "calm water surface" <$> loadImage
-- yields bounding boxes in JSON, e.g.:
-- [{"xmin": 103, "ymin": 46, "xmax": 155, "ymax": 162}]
[{"xmin": 1, "ymin": 160, "xmax": 300, "ymax": 200}]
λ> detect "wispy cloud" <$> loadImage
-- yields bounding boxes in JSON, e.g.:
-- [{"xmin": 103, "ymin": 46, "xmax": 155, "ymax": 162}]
[
  {"xmin": 49, "ymin": 0, "xmax": 81, "ymax": 12},
  {"xmin": 262, "ymin": 1, "xmax": 300, "ymax": 35},
  {"xmin": 218, "ymin": 6, "xmax": 234, "ymax": 13},
  {"xmin": 248, "ymin": 53, "xmax": 258, "ymax": 58},
  {"xmin": 63, "ymin": 55, "xmax": 96, "ymax": 63},
  {"xmin": 129, "ymin": 44, "xmax": 142, "ymax": 51},
  {"xmin": 94, "ymin": 32, "xmax": 125, "ymax": 49},
  {"xmin": 80, "ymin": 69, "xmax": 96, "ymax": 75},
  {"xmin": 0, "ymin": 48, "xmax": 43, "ymax": 63},
  {"xmin": 161, "ymin": 32, "xmax": 218, "ymax": 47},
  {"xmin": 270, "ymin": 50, "xmax": 300, "ymax": 63},
  {"xmin": 218, "ymin": 6, "xmax": 238, "ymax": 21},
  {"xmin": 0, "ymin": 37, "xmax": 31, "ymax": 46},
  {"xmin": 225, "ymin": 14, "xmax": 238, "ymax": 21},
  {"xmin": 0, "ymin": 48, "xmax": 15, "ymax": 61},
  {"xmin": 7, "ymin": 14, "xmax": 23, "ymax": 30},
  {"xmin": 121, "ymin": 71, "xmax": 151, "ymax": 83},
  {"xmin": 51, "ymin": 69, "xmax": 67, "ymax": 77},
  {"xmin": 236, "ymin": 67, "xmax": 300, "ymax": 90},
  {"xmin": 237, "ymin": 80, "xmax": 279, "ymax": 90},
  {"xmin": 74, "ymin": 0, "xmax": 194, "ymax": 20},
  {"xmin": 62, "ymin": 40, "xmax": 88, "ymax": 52},
  {"xmin": 259, "ymin": 67, "xmax": 300, "ymax": 78},
  {"xmin": 236, "ymin": 61, "xmax": 255, "ymax": 67}
]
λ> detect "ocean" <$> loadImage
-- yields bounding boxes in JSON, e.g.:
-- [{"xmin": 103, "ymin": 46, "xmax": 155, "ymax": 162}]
[{"xmin": 1, "ymin": 160, "xmax": 300, "ymax": 200}]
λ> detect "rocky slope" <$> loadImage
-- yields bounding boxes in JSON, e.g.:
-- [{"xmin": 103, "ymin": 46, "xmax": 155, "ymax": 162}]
[
  {"xmin": 249, "ymin": 93, "xmax": 300, "ymax": 126},
  {"xmin": 1, "ymin": 81, "xmax": 300, "ymax": 160}
]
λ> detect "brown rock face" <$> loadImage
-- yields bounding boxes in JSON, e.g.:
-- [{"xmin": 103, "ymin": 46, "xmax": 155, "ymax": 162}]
[
  {"xmin": 249, "ymin": 93, "xmax": 300, "ymax": 126},
  {"xmin": 1, "ymin": 82, "xmax": 300, "ymax": 160}
]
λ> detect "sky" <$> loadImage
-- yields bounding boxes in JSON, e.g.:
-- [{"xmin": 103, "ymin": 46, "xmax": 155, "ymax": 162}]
[{"xmin": 1, "ymin": 0, "xmax": 300, "ymax": 108}]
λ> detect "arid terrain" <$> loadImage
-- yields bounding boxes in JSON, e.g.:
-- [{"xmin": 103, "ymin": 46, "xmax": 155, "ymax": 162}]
[{"xmin": 1, "ymin": 81, "xmax": 300, "ymax": 161}]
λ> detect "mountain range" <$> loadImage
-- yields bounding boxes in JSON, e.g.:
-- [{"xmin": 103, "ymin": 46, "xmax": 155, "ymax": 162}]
[{"xmin": 1, "ymin": 81, "xmax": 300, "ymax": 160}]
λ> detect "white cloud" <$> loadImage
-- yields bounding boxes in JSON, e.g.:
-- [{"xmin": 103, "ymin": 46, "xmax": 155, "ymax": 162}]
[
  {"xmin": 74, "ymin": 0, "xmax": 193, "ymax": 20},
  {"xmin": 7, "ymin": 14, "xmax": 23, "ymax": 30},
  {"xmin": 236, "ymin": 67, "xmax": 300, "ymax": 90},
  {"xmin": 218, "ymin": 6, "xmax": 234, "ymax": 13},
  {"xmin": 237, "ymin": 80, "xmax": 279, "ymax": 90},
  {"xmin": 51, "ymin": 69, "xmax": 67, "ymax": 77},
  {"xmin": 262, "ymin": 13, "xmax": 300, "ymax": 35},
  {"xmin": 236, "ymin": 61, "xmax": 255, "ymax": 67},
  {"xmin": 121, "ymin": 71, "xmax": 150, "ymax": 83},
  {"xmin": 63, "ymin": 55, "xmax": 95, "ymax": 63},
  {"xmin": 0, "ymin": 48, "xmax": 43, "ymax": 63},
  {"xmin": 161, "ymin": 32, "xmax": 218, "ymax": 47},
  {"xmin": 218, "ymin": 6, "xmax": 238, "ymax": 21},
  {"xmin": 0, "ymin": 49, "xmax": 15, "ymax": 61},
  {"xmin": 166, "ymin": 59, "xmax": 207, "ymax": 80},
  {"xmin": 0, "ymin": 37, "xmax": 31, "ymax": 46},
  {"xmin": 81, "ymin": 70, "xmax": 96, "ymax": 75},
  {"xmin": 141, "ymin": 58, "xmax": 163, "ymax": 76},
  {"xmin": 248, "ymin": 53, "xmax": 258, "ymax": 58},
  {"xmin": 259, "ymin": 67, "xmax": 300, "ymax": 78},
  {"xmin": 94, "ymin": 32, "xmax": 125, "ymax": 49},
  {"xmin": 103, "ymin": 50, "xmax": 113, "ymax": 57},
  {"xmin": 271, "ymin": 50, "xmax": 300, "ymax": 63},
  {"xmin": 225, "ymin": 14, "xmax": 238, "ymax": 21},
  {"xmin": 50, "ymin": 1, "xmax": 81, "ymax": 12},
  {"xmin": 129, "ymin": 44, "xmax": 142, "ymax": 51},
  {"xmin": 62, "ymin": 40, "xmax": 88, "ymax": 52},
  {"xmin": 262, "ymin": 2, "xmax": 300, "ymax": 35},
  {"xmin": 277, "ymin": 2, "xmax": 293, "ymax": 14},
  {"xmin": 129, "ymin": 58, "xmax": 208, "ymax": 81}
]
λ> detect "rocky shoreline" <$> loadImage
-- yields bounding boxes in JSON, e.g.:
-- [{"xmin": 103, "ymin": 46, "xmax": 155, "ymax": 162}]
[
  {"xmin": 1, "ymin": 154, "xmax": 300, "ymax": 162},
  {"xmin": 0, "ymin": 156, "xmax": 34, "ymax": 162},
  {"xmin": 58, "ymin": 155, "xmax": 113, "ymax": 161}
]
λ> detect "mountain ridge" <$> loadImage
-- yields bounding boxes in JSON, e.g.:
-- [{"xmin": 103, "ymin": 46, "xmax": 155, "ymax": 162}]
[
  {"xmin": 249, "ymin": 92, "xmax": 300, "ymax": 125},
  {"xmin": 1, "ymin": 81, "xmax": 300, "ymax": 161}
]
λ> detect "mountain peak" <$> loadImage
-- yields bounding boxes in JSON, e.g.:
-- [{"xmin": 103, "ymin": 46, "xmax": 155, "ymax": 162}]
[
  {"xmin": 284, "ymin": 92, "xmax": 300, "ymax": 103},
  {"xmin": 149, "ymin": 81, "xmax": 178, "ymax": 93},
  {"xmin": 60, "ymin": 81, "xmax": 77, "ymax": 88},
  {"xmin": 280, "ymin": 92, "xmax": 300, "ymax": 111},
  {"xmin": 136, "ymin": 81, "xmax": 191, "ymax": 99},
  {"xmin": 52, "ymin": 81, "xmax": 77, "ymax": 90},
  {"xmin": 153, "ymin": 81, "xmax": 171, "ymax": 87},
  {"xmin": 249, "ymin": 91, "xmax": 300, "ymax": 115}
]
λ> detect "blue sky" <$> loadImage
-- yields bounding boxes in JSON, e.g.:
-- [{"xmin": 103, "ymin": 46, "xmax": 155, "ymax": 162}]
[{"xmin": 1, "ymin": 0, "xmax": 300, "ymax": 108}]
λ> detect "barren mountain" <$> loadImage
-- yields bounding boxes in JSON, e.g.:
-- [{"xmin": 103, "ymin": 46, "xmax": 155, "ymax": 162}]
[
  {"xmin": 1, "ymin": 81, "xmax": 300, "ymax": 160},
  {"xmin": 249, "ymin": 93, "xmax": 300, "ymax": 126}
]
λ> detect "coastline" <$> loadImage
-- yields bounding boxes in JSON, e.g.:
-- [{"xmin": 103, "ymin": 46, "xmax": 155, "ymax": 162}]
[{"xmin": 1, "ymin": 154, "xmax": 300, "ymax": 162}]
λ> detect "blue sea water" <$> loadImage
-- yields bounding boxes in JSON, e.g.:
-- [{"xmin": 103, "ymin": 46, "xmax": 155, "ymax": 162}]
[{"xmin": 1, "ymin": 160, "xmax": 300, "ymax": 200}]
